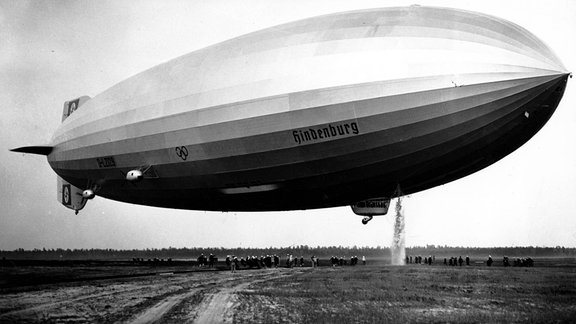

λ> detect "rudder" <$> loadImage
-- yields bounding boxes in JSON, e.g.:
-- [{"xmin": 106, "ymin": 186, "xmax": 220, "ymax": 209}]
[
  {"xmin": 62, "ymin": 96, "xmax": 91, "ymax": 122},
  {"xmin": 57, "ymin": 176, "xmax": 87, "ymax": 213}
]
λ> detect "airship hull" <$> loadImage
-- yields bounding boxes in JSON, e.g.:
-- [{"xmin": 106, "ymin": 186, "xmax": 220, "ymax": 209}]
[{"xmin": 46, "ymin": 6, "xmax": 569, "ymax": 212}]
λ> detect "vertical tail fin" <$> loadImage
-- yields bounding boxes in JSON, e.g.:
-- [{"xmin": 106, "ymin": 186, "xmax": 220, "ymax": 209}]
[
  {"xmin": 57, "ymin": 176, "xmax": 87, "ymax": 213},
  {"xmin": 61, "ymin": 96, "xmax": 91, "ymax": 122}
]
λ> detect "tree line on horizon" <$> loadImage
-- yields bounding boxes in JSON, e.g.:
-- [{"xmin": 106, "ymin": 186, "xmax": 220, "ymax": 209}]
[{"xmin": 1, "ymin": 245, "xmax": 574, "ymax": 260}]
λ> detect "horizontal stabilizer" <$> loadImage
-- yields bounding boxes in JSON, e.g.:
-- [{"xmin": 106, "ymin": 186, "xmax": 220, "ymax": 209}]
[{"xmin": 10, "ymin": 146, "xmax": 53, "ymax": 156}]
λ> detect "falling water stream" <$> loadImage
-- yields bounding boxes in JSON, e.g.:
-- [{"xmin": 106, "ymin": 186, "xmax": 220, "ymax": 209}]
[{"xmin": 390, "ymin": 196, "xmax": 406, "ymax": 265}]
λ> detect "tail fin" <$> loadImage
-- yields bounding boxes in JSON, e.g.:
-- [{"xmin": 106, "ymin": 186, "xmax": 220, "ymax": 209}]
[
  {"xmin": 62, "ymin": 95, "xmax": 91, "ymax": 122},
  {"xmin": 57, "ymin": 176, "xmax": 87, "ymax": 213}
]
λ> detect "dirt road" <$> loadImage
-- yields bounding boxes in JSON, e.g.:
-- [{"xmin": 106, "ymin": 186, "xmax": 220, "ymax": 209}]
[{"xmin": 0, "ymin": 268, "xmax": 300, "ymax": 323}]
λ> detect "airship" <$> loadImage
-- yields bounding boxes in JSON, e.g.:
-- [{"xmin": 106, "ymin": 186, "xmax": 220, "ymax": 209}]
[{"xmin": 12, "ymin": 6, "xmax": 570, "ymax": 224}]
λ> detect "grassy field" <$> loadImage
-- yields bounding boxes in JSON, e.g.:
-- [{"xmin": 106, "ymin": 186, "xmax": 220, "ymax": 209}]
[
  {"xmin": 0, "ymin": 258, "xmax": 574, "ymax": 323},
  {"xmin": 234, "ymin": 262, "xmax": 576, "ymax": 323}
]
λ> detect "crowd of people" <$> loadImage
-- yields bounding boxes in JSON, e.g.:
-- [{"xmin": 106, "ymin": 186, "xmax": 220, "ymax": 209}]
[
  {"xmin": 329, "ymin": 256, "xmax": 366, "ymax": 266},
  {"xmin": 131, "ymin": 257, "xmax": 173, "ymax": 264},
  {"xmin": 444, "ymin": 256, "xmax": 470, "ymax": 266},
  {"xmin": 224, "ymin": 254, "xmax": 287, "ymax": 272},
  {"xmin": 196, "ymin": 254, "xmax": 218, "ymax": 267},
  {"xmin": 214, "ymin": 254, "xmax": 369, "ymax": 272},
  {"xmin": 407, "ymin": 255, "xmax": 472, "ymax": 266},
  {"xmin": 221, "ymin": 254, "xmax": 368, "ymax": 271},
  {"xmin": 501, "ymin": 256, "xmax": 534, "ymax": 267},
  {"xmin": 406, "ymin": 255, "xmax": 438, "ymax": 265},
  {"xmin": 406, "ymin": 255, "xmax": 534, "ymax": 267},
  {"xmin": 195, "ymin": 253, "xmax": 535, "ymax": 272}
]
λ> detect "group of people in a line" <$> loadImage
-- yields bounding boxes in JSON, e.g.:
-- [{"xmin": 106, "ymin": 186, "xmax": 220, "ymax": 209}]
[
  {"xmin": 285, "ymin": 254, "xmax": 305, "ymax": 268},
  {"xmin": 132, "ymin": 258, "xmax": 173, "ymax": 264},
  {"xmin": 204, "ymin": 253, "xmax": 537, "ymax": 272},
  {"xmin": 408, "ymin": 255, "xmax": 534, "ymax": 267},
  {"xmin": 443, "ymin": 256, "xmax": 470, "ymax": 266},
  {"xmin": 220, "ymin": 254, "xmax": 368, "ymax": 272},
  {"xmin": 196, "ymin": 254, "xmax": 217, "ymax": 267},
  {"xmin": 407, "ymin": 254, "xmax": 538, "ymax": 267},
  {"xmin": 406, "ymin": 255, "xmax": 471, "ymax": 266},
  {"xmin": 500, "ymin": 256, "xmax": 534, "ymax": 267},
  {"xmin": 406, "ymin": 255, "xmax": 438, "ymax": 265},
  {"xmin": 224, "ymin": 255, "xmax": 280, "ymax": 271},
  {"xmin": 330, "ymin": 255, "xmax": 366, "ymax": 266}
]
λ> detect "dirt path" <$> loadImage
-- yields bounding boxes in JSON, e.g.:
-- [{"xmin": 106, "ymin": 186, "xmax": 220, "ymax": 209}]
[
  {"xmin": 0, "ymin": 283, "xmax": 147, "ymax": 319},
  {"xmin": 192, "ymin": 270, "xmax": 296, "ymax": 324},
  {"xmin": 0, "ymin": 268, "xmax": 300, "ymax": 323},
  {"xmin": 128, "ymin": 289, "xmax": 200, "ymax": 324},
  {"xmin": 124, "ymin": 269, "xmax": 296, "ymax": 323},
  {"xmin": 192, "ymin": 282, "xmax": 250, "ymax": 324},
  {"xmin": 0, "ymin": 271, "xmax": 212, "ymax": 323}
]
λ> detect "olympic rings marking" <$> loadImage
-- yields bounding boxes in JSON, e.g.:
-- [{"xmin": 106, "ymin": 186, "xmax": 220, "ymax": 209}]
[{"xmin": 175, "ymin": 146, "xmax": 189, "ymax": 160}]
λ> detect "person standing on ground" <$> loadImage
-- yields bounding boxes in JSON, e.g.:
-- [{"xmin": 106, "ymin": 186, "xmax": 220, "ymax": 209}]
[{"xmin": 231, "ymin": 256, "xmax": 237, "ymax": 273}]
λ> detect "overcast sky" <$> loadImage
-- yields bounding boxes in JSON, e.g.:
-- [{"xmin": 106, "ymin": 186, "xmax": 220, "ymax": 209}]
[{"xmin": 1, "ymin": 0, "xmax": 575, "ymax": 250}]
